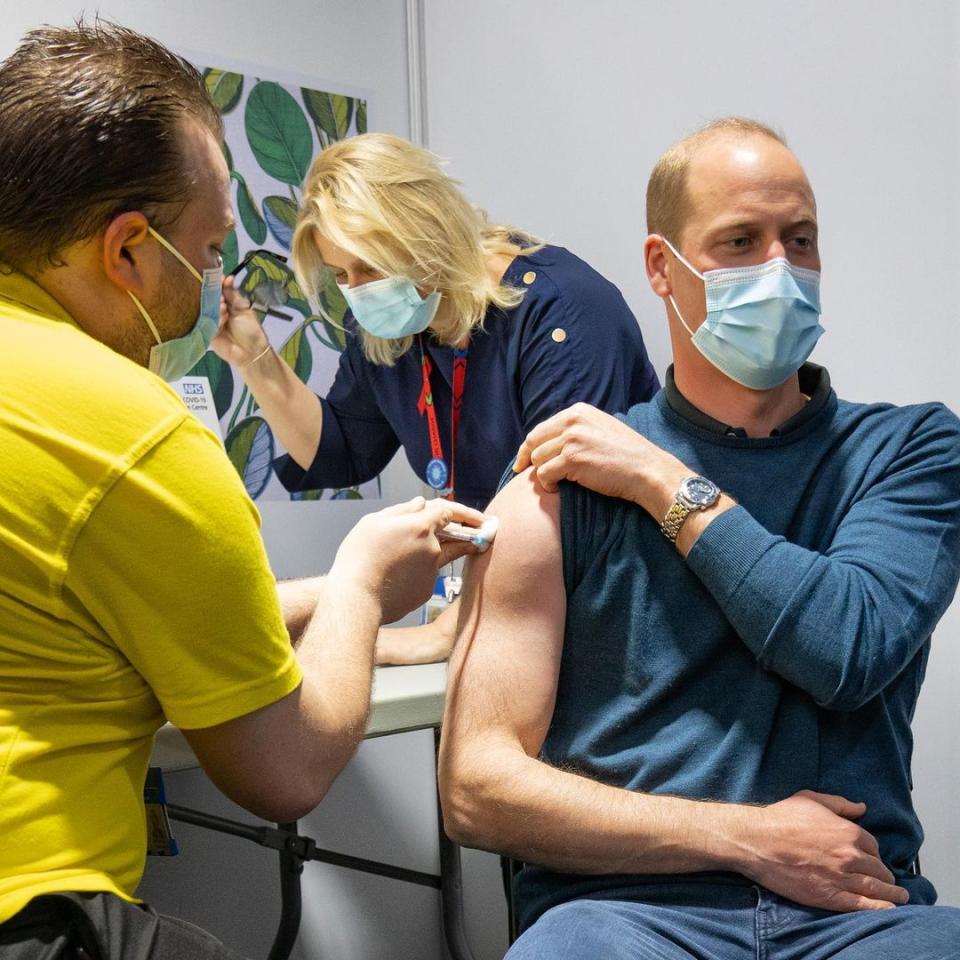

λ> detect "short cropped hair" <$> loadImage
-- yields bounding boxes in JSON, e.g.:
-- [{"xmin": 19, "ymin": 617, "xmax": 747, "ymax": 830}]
[
  {"xmin": 293, "ymin": 133, "xmax": 542, "ymax": 366},
  {"xmin": 0, "ymin": 19, "xmax": 223, "ymax": 271},
  {"xmin": 646, "ymin": 117, "xmax": 786, "ymax": 246}
]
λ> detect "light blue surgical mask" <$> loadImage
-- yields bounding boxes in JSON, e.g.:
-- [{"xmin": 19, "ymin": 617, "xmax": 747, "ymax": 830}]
[
  {"xmin": 663, "ymin": 238, "xmax": 824, "ymax": 390},
  {"xmin": 338, "ymin": 276, "xmax": 440, "ymax": 340},
  {"xmin": 128, "ymin": 227, "xmax": 223, "ymax": 382}
]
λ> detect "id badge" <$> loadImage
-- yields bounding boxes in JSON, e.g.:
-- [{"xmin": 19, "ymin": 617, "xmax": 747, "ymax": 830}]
[{"xmin": 144, "ymin": 767, "xmax": 179, "ymax": 856}]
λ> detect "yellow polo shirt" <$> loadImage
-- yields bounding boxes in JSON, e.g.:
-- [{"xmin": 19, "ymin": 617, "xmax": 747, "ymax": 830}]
[{"xmin": 0, "ymin": 268, "xmax": 303, "ymax": 923}]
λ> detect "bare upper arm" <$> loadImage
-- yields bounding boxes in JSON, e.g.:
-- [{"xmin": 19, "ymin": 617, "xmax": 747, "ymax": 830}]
[
  {"xmin": 181, "ymin": 677, "xmax": 338, "ymax": 823},
  {"xmin": 442, "ymin": 469, "xmax": 565, "ymax": 761}
]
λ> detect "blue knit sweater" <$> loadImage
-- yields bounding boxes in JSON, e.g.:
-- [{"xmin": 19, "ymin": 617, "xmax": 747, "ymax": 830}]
[{"xmin": 516, "ymin": 366, "xmax": 960, "ymax": 929}]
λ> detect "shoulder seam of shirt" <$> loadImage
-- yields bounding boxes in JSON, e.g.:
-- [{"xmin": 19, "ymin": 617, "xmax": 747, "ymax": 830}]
[{"xmin": 52, "ymin": 409, "xmax": 191, "ymax": 601}]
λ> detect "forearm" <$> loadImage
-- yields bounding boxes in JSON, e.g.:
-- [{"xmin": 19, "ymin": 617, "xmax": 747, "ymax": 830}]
[
  {"xmin": 375, "ymin": 597, "xmax": 459, "ymax": 665},
  {"xmin": 294, "ymin": 576, "xmax": 382, "ymax": 771},
  {"xmin": 443, "ymin": 739, "xmax": 746, "ymax": 876},
  {"xmin": 626, "ymin": 457, "xmax": 914, "ymax": 709},
  {"xmin": 685, "ymin": 506, "xmax": 942, "ymax": 709},
  {"xmin": 276, "ymin": 575, "xmax": 326, "ymax": 645},
  {"xmin": 242, "ymin": 348, "xmax": 323, "ymax": 469}
]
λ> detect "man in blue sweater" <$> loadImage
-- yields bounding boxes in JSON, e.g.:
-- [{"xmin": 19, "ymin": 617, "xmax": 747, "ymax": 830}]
[{"xmin": 438, "ymin": 118, "xmax": 960, "ymax": 958}]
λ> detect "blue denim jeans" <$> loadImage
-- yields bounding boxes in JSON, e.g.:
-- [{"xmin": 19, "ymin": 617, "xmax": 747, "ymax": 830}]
[{"xmin": 507, "ymin": 881, "xmax": 960, "ymax": 959}]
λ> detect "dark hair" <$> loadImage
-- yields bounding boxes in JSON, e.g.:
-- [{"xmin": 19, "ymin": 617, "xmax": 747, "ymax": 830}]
[{"xmin": 0, "ymin": 18, "xmax": 223, "ymax": 270}]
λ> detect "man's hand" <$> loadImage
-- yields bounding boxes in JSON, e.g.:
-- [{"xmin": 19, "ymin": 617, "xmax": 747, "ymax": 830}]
[
  {"xmin": 211, "ymin": 276, "xmax": 271, "ymax": 368},
  {"xmin": 514, "ymin": 403, "xmax": 685, "ymax": 511},
  {"xmin": 728, "ymin": 790, "xmax": 909, "ymax": 912},
  {"xmin": 331, "ymin": 497, "xmax": 486, "ymax": 624},
  {"xmin": 514, "ymin": 403, "xmax": 736, "ymax": 555}
]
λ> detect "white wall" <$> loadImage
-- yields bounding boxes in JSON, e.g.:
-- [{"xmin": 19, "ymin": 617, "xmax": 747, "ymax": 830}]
[{"xmin": 424, "ymin": 0, "xmax": 960, "ymax": 912}]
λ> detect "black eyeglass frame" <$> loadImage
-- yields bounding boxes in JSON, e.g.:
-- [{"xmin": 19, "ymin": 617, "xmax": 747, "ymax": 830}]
[{"xmin": 226, "ymin": 249, "xmax": 293, "ymax": 321}]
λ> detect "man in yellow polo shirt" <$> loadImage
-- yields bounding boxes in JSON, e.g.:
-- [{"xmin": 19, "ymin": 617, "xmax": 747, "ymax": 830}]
[{"xmin": 0, "ymin": 21, "xmax": 480, "ymax": 959}]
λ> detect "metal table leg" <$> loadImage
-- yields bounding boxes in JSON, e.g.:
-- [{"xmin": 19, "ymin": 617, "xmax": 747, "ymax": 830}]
[
  {"xmin": 168, "ymin": 805, "xmax": 305, "ymax": 960},
  {"xmin": 268, "ymin": 821, "xmax": 303, "ymax": 960},
  {"xmin": 164, "ymin": 726, "xmax": 477, "ymax": 960}
]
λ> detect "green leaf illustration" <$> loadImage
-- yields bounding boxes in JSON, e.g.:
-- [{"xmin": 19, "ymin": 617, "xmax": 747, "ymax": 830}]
[
  {"xmin": 224, "ymin": 416, "xmax": 275, "ymax": 500},
  {"xmin": 302, "ymin": 89, "xmax": 354, "ymax": 143},
  {"xmin": 204, "ymin": 69, "xmax": 244, "ymax": 113},
  {"xmin": 262, "ymin": 195, "xmax": 299, "ymax": 250},
  {"xmin": 222, "ymin": 228, "xmax": 239, "ymax": 275},
  {"xmin": 332, "ymin": 487, "xmax": 363, "ymax": 500},
  {"xmin": 186, "ymin": 352, "xmax": 235, "ymax": 419},
  {"xmin": 232, "ymin": 171, "xmax": 266, "ymax": 245},
  {"xmin": 279, "ymin": 324, "xmax": 313, "ymax": 383},
  {"xmin": 245, "ymin": 81, "xmax": 313, "ymax": 185},
  {"xmin": 222, "ymin": 139, "xmax": 234, "ymax": 170},
  {"xmin": 356, "ymin": 99, "xmax": 367, "ymax": 134}
]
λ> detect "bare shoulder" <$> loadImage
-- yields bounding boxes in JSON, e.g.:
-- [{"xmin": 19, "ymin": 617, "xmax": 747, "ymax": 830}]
[
  {"xmin": 464, "ymin": 468, "xmax": 562, "ymax": 606},
  {"xmin": 446, "ymin": 468, "xmax": 565, "ymax": 751}
]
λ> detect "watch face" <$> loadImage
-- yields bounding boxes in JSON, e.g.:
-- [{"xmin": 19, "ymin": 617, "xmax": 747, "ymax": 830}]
[{"xmin": 680, "ymin": 476, "xmax": 719, "ymax": 507}]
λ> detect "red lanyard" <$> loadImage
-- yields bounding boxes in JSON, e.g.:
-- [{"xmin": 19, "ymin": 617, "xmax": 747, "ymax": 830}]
[{"xmin": 417, "ymin": 334, "xmax": 469, "ymax": 499}]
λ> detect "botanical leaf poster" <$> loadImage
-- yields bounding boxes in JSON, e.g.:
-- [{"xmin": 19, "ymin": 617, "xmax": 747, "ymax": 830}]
[{"xmin": 186, "ymin": 66, "xmax": 377, "ymax": 502}]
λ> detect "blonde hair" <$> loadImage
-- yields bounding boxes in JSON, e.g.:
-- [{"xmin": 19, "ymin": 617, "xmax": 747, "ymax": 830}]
[
  {"xmin": 292, "ymin": 133, "xmax": 542, "ymax": 365},
  {"xmin": 646, "ymin": 117, "xmax": 787, "ymax": 246}
]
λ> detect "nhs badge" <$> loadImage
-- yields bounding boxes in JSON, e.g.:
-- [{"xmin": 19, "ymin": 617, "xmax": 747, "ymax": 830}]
[{"xmin": 171, "ymin": 376, "xmax": 223, "ymax": 444}]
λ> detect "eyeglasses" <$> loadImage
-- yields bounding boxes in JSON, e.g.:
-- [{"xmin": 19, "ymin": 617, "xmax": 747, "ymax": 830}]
[{"xmin": 227, "ymin": 249, "xmax": 293, "ymax": 321}]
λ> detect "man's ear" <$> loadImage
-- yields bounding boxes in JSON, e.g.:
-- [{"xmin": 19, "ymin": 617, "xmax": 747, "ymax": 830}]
[
  {"xmin": 102, "ymin": 212, "xmax": 152, "ymax": 295},
  {"xmin": 644, "ymin": 235, "xmax": 672, "ymax": 298}
]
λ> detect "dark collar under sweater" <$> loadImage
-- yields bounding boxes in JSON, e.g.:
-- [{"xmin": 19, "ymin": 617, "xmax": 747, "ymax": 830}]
[{"xmin": 663, "ymin": 363, "xmax": 831, "ymax": 438}]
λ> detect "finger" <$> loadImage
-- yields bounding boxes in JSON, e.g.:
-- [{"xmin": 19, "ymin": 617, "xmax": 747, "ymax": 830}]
[
  {"xmin": 849, "ymin": 850, "xmax": 896, "ymax": 886},
  {"xmin": 802, "ymin": 791, "xmax": 866, "ymax": 820},
  {"xmin": 515, "ymin": 412, "xmax": 573, "ymax": 469},
  {"xmin": 842, "ymin": 873, "xmax": 909, "ymax": 905},
  {"xmin": 430, "ymin": 500, "xmax": 486, "ymax": 528},
  {"xmin": 854, "ymin": 828, "xmax": 881, "ymax": 859},
  {"xmin": 439, "ymin": 539, "xmax": 478, "ymax": 566},
  {"xmin": 528, "ymin": 436, "xmax": 566, "ymax": 468},
  {"xmin": 222, "ymin": 285, "xmax": 252, "ymax": 311},
  {"xmin": 533, "ymin": 452, "xmax": 576, "ymax": 492},
  {"xmin": 532, "ymin": 465, "xmax": 561, "ymax": 493},
  {"xmin": 827, "ymin": 893, "xmax": 897, "ymax": 913},
  {"xmin": 380, "ymin": 496, "xmax": 426, "ymax": 516},
  {"xmin": 513, "ymin": 439, "xmax": 533, "ymax": 473}
]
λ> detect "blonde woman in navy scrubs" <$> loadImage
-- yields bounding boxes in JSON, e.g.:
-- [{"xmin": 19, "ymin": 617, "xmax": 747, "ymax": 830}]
[{"xmin": 215, "ymin": 133, "xmax": 658, "ymax": 659}]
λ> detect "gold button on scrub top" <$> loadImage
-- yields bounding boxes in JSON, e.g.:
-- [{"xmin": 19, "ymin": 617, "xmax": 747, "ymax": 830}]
[
  {"xmin": 551, "ymin": 328, "xmax": 567, "ymax": 343},
  {"xmin": 523, "ymin": 271, "xmax": 537, "ymax": 284}
]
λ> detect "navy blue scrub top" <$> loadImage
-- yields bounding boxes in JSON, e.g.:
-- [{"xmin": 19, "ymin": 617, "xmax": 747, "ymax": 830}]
[{"xmin": 274, "ymin": 244, "xmax": 660, "ymax": 508}]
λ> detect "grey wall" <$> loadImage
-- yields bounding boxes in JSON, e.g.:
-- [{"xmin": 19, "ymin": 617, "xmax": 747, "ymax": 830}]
[{"xmin": 424, "ymin": 0, "xmax": 960, "ymax": 910}]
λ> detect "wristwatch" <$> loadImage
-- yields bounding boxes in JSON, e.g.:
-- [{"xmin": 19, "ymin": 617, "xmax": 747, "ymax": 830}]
[{"xmin": 660, "ymin": 475, "xmax": 721, "ymax": 543}]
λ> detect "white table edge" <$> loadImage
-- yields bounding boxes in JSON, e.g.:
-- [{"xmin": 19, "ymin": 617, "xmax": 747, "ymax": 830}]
[{"xmin": 152, "ymin": 662, "xmax": 448, "ymax": 773}]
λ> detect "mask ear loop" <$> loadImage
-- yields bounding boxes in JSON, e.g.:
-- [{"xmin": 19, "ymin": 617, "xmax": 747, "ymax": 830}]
[
  {"xmin": 668, "ymin": 294, "xmax": 697, "ymax": 338},
  {"xmin": 659, "ymin": 236, "xmax": 702, "ymax": 338},
  {"xmin": 148, "ymin": 226, "xmax": 203, "ymax": 282},
  {"xmin": 660, "ymin": 236, "xmax": 704, "ymax": 280},
  {"xmin": 128, "ymin": 291, "xmax": 162, "ymax": 345}
]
